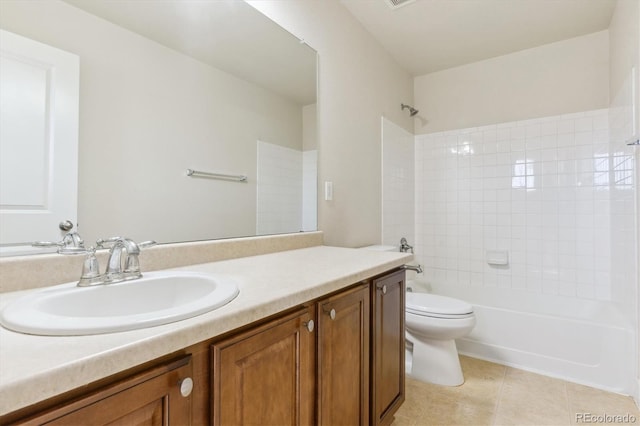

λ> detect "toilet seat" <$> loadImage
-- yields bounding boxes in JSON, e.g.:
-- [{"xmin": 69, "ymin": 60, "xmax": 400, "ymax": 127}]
[{"xmin": 406, "ymin": 293, "xmax": 474, "ymax": 319}]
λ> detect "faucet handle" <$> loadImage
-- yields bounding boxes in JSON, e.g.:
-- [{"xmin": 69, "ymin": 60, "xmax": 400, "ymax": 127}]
[
  {"xmin": 138, "ymin": 240, "xmax": 157, "ymax": 249},
  {"xmin": 33, "ymin": 230, "xmax": 86, "ymax": 255},
  {"xmin": 96, "ymin": 236, "xmax": 122, "ymax": 249},
  {"xmin": 77, "ymin": 247, "xmax": 104, "ymax": 287},
  {"xmin": 97, "ymin": 238, "xmax": 155, "ymax": 250},
  {"xmin": 122, "ymin": 241, "xmax": 155, "ymax": 275},
  {"xmin": 32, "ymin": 241, "xmax": 63, "ymax": 248}
]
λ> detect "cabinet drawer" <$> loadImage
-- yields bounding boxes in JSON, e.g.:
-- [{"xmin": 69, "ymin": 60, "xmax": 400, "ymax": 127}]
[{"xmin": 16, "ymin": 356, "xmax": 193, "ymax": 426}]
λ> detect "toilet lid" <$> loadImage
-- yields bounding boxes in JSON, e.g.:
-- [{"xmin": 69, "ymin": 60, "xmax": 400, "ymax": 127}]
[{"xmin": 406, "ymin": 292, "xmax": 473, "ymax": 316}]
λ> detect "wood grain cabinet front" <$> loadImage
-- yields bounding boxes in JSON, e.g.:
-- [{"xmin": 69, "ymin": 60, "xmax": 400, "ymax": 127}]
[
  {"xmin": 15, "ymin": 356, "xmax": 193, "ymax": 426},
  {"xmin": 210, "ymin": 307, "xmax": 316, "ymax": 426},
  {"xmin": 211, "ymin": 284, "xmax": 374, "ymax": 426},
  {"xmin": 317, "ymin": 284, "xmax": 371, "ymax": 426},
  {"xmin": 4, "ymin": 268, "xmax": 406, "ymax": 426},
  {"xmin": 371, "ymin": 270, "xmax": 406, "ymax": 426}
]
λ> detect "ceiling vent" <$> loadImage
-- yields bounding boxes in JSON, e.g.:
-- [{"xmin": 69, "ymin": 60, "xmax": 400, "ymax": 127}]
[{"xmin": 384, "ymin": 0, "xmax": 416, "ymax": 10}]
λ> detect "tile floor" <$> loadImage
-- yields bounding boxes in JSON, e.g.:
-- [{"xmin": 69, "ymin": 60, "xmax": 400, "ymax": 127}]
[{"xmin": 392, "ymin": 356, "xmax": 640, "ymax": 426}]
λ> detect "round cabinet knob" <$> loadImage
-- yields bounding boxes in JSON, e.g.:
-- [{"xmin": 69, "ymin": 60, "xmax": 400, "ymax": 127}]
[
  {"xmin": 381, "ymin": 285, "xmax": 387, "ymax": 294},
  {"xmin": 328, "ymin": 308, "xmax": 336, "ymax": 320},
  {"xmin": 303, "ymin": 319, "xmax": 314, "ymax": 332},
  {"xmin": 179, "ymin": 377, "xmax": 194, "ymax": 397}
]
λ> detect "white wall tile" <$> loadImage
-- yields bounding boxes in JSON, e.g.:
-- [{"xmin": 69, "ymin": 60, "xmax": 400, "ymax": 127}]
[
  {"xmin": 608, "ymin": 76, "xmax": 638, "ymax": 323},
  {"xmin": 414, "ymin": 109, "xmax": 623, "ymax": 303},
  {"xmin": 256, "ymin": 140, "xmax": 303, "ymax": 235}
]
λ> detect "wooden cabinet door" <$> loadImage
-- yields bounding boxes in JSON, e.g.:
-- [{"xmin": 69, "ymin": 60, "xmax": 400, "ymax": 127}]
[
  {"xmin": 19, "ymin": 356, "xmax": 193, "ymax": 426},
  {"xmin": 371, "ymin": 270, "xmax": 405, "ymax": 426},
  {"xmin": 317, "ymin": 284, "xmax": 370, "ymax": 426},
  {"xmin": 211, "ymin": 307, "xmax": 315, "ymax": 426}
]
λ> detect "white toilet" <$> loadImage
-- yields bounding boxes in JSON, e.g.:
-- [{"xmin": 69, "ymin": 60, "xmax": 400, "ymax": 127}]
[
  {"xmin": 405, "ymin": 291, "xmax": 476, "ymax": 386},
  {"xmin": 359, "ymin": 243, "xmax": 475, "ymax": 386}
]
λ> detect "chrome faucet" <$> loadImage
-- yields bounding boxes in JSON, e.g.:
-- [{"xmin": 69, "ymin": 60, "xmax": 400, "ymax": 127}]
[
  {"xmin": 34, "ymin": 233, "xmax": 156, "ymax": 286},
  {"xmin": 95, "ymin": 237, "xmax": 157, "ymax": 284},
  {"xmin": 102, "ymin": 237, "xmax": 142, "ymax": 282},
  {"xmin": 33, "ymin": 230, "xmax": 86, "ymax": 254},
  {"xmin": 398, "ymin": 238, "xmax": 422, "ymax": 273},
  {"xmin": 401, "ymin": 264, "xmax": 423, "ymax": 274}
]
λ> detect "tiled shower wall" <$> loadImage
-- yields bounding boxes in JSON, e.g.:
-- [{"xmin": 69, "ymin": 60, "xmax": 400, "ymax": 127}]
[
  {"xmin": 256, "ymin": 140, "xmax": 317, "ymax": 235},
  {"xmin": 302, "ymin": 150, "xmax": 318, "ymax": 232},
  {"xmin": 415, "ymin": 109, "xmax": 624, "ymax": 301},
  {"xmin": 608, "ymin": 71, "xmax": 638, "ymax": 323}
]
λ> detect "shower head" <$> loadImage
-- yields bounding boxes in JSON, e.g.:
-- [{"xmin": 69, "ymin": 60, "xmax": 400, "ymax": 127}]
[{"xmin": 401, "ymin": 103, "xmax": 419, "ymax": 117}]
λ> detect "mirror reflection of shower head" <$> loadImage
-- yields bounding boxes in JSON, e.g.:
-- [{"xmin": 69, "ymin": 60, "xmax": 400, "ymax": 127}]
[{"xmin": 401, "ymin": 103, "xmax": 419, "ymax": 117}]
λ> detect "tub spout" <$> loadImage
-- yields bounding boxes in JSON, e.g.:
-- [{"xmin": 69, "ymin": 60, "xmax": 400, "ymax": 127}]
[{"xmin": 401, "ymin": 264, "xmax": 423, "ymax": 274}]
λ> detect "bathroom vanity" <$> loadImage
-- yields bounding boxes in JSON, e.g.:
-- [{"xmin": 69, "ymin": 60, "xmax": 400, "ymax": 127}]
[{"xmin": 0, "ymin": 245, "xmax": 410, "ymax": 425}]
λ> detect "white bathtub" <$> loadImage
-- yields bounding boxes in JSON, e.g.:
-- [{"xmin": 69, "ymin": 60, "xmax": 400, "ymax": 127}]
[{"xmin": 408, "ymin": 280, "xmax": 636, "ymax": 395}]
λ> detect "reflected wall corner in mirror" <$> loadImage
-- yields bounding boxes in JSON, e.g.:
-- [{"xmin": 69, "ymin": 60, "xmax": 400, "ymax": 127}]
[{"xmin": 0, "ymin": 0, "xmax": 318, "ymax": 256}]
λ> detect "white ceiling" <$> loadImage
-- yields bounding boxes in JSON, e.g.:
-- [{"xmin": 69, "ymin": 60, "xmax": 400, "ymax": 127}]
[{"xmin": 341, "ymin": 0, "xmax": 617, "ymax": 76}]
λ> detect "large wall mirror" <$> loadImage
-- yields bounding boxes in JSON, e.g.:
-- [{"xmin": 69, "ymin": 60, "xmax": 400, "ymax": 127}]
[{"xmin": 0, "ymin": 0, "xmax": 317, "ymax": 253}]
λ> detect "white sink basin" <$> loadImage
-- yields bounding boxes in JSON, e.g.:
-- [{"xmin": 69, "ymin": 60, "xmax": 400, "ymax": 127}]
[{"xmin": 0, "ymin": 271, "xmax": 239, "ymax": 336}]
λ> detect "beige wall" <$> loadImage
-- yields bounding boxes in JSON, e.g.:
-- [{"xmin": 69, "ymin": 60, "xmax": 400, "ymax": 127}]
[
  {"xmin": 248, "ymin": 1, "xmax": 414, "ymax": 248},
  {"xmin": 414, "ymin": 31, "xmax": 610, "ymax": 134},
  {"xmin": 0, "ymin": 0, "xmax": 304, "ymax": 245}
]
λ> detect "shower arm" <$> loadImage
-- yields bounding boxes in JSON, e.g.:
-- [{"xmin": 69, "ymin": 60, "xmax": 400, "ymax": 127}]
[{"xmin": 401, "ymin": 103, "xmax": 419, "ymax": 117}]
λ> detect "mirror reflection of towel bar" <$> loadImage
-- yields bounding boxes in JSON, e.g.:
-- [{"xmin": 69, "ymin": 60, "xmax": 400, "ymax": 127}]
[{"xmin": 186, "ymin": 169, "xmax": 248, "ymax": 182}]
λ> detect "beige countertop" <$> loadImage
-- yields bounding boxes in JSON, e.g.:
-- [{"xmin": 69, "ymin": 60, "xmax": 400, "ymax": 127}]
[{"xmin": 0, "ymin": 245, "xmax": 412, "ymax": 416}]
